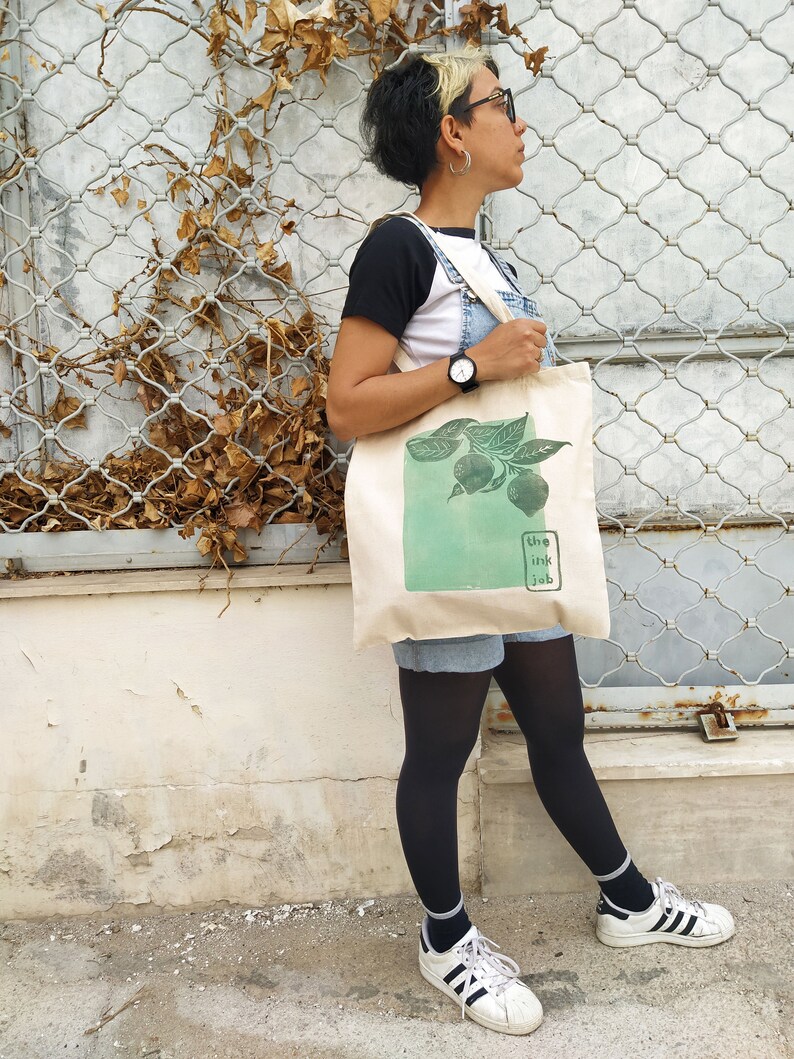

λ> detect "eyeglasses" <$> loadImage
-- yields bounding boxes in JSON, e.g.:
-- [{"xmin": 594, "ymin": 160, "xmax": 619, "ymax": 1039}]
[{"xmin": 462, "ymin": 87, "xmax": 516, "ymax": 125}]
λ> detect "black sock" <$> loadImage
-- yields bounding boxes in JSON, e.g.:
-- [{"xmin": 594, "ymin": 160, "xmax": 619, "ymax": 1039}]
[
  {"xmin": 424, "ymin": 895, "xmax": 472, "ymax": 952},
  {"xmin": 596, "ymin": 854, "xmax": 655, "ymax": 913}
]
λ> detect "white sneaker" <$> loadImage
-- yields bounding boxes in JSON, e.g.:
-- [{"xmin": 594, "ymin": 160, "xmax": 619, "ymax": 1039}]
[
  {"xmin": 418, "ymin": 920, "xmax": 543, "ymax": 1035},
  {"xmin": 596, "ymin": 878, "xmax": 735, "ymax": 948}
]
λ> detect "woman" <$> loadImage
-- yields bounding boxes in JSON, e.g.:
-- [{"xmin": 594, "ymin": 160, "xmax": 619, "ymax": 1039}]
[{"xmin": 326, "ymin": 44, "xmax": 734, "ymax": 1036}]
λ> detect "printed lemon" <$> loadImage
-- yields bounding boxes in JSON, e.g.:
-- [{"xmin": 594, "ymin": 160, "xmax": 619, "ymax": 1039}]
[
  {"xmin": 507, "ymin": 469, "xmax": 549, "ymax": 516},
  {"xmin": 454, "ymin": 452, "xmax": 494, "ymax": 494}
]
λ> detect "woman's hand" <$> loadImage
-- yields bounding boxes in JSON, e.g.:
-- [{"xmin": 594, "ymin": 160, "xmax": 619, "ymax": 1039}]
[{"xmin": 470, "ymin": 318, "xmax": 548, "ymax": 381}]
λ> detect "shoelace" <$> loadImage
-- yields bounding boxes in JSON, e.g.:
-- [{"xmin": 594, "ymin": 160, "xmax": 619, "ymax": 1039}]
[
  {"xmin": 655, "ymin": 877, "xmax": 707, "ymax": 919},
  {"xmin": 454, "ymin": 932, "xmax": 522, "ymax": 1019}
]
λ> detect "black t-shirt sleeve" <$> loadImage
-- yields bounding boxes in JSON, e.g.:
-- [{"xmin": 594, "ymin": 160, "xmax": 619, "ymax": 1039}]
[{"xmin": 341, "ymin": 218, "xmax": 438, "ymax": 340}]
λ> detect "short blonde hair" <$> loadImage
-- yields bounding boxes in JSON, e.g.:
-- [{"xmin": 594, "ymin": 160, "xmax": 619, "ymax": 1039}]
[
  {"xmin": 422, "ymin": 43, "xmax": 496, "ymax": 116},
  {"xmin": 360, "ymin": 46, "xmax": 500, "ymax": 189}
]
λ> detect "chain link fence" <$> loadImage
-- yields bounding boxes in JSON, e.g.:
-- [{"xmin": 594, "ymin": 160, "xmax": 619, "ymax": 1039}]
[{"xmin": 1, "ymin": 0, "xmax": 792, "ymax": 721}]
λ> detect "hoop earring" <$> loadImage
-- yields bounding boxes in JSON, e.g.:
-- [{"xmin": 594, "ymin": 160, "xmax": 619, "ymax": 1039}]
[{"xmin": 449, "ymin": 150, "xmax": 471, "ymax": 176}]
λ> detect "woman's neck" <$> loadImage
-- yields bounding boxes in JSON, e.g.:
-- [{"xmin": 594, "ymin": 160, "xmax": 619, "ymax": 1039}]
[{"xmin": 413, "ymin": 184, "xmax": 483, "ymax": 230}]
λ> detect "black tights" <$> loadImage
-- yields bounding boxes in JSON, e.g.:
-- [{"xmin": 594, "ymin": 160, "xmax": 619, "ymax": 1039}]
[{"xmin": 395, "ymin": 635, "xmax": 628, "ymax": 913}]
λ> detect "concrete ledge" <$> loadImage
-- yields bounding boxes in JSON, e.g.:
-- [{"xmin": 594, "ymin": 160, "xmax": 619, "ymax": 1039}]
[
  {"xmin": 478, "ymin": 730, "xmax": 794, "ymax": 896},
  {"xmin": 479, "ymin": 728, "xmax": 794, "ymax": 784},
  {"xmin": 0, "ymin": 561, "xmax": 351, "ymax": 599}
]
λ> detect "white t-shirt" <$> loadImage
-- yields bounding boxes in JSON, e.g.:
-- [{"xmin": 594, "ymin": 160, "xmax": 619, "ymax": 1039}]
[{"xmin": 341, "ymin": 216, "xmax": 518, "ymax": 368}]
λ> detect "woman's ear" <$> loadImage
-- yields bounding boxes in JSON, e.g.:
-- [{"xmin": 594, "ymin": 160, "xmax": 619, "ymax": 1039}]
[{"xmin": 437, "ymin": 113, "xmax": 465, "ymax": 154}]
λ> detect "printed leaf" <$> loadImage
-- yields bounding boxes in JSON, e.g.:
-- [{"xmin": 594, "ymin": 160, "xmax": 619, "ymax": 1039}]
[
  {"xmin": 512, "ymin": 439, "xmax": 572, "ymax": 465},
  {"xmin": 447, "ymin": 481, "xmax": 464, "ymax": 501},
  {"xmin": 464, "ymin": 413, "xmax": 527, "ymax": 455},
  {"xmin": 406, "ymin": 436, "xmax": 462, "ymax": 462},
  {"xmin": 431, "ymin": 417, "xmax": 477, "ymax": 439}
]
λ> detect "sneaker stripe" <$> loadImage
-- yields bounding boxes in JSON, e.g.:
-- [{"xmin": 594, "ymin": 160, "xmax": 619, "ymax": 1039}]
[
  {"xmin": 679, "ymin": 913, "xmax": 699, "ymax": 936},
  {"xmin": 443, "ymin": 964, "xmax": 466, "ymax": 984},
  {"xmin": 663, "ymin": 910, "xmax": 686, "ymax": 933},
  {"xmin": 649, "ymin": 912, "xmax": 669, "ymax": 932},
  {"xmin": 465, "ymin": 986, "xmax": 488, "ymax": 1007}
]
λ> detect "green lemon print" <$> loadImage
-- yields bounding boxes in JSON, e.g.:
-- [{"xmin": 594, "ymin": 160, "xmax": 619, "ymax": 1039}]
[
  {"xmin": 507, "ymin": 469, "xmax": 549, "ymax": 517},
  {"xmin": 403, "ymin": 413, "xmax": 570, "ymax": 592}
]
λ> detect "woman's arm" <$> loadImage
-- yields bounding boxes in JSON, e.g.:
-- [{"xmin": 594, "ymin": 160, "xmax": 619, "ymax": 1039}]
[
  {"xmin": 326, "ymin": 314, "xmax": 550, "ymax": 442},
  {"xmin": 326, "ymin": 316, "xmax": 459, "ymax": 441}
]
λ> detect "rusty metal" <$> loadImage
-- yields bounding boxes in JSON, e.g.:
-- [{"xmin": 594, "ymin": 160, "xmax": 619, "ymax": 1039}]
[
  {"xmin": 485, "ymin": 683, "xmax": 791, "ymax": 734},
  {"xmin": 697, "ymin": 704, "xmax": 739, "ymax": 742}
]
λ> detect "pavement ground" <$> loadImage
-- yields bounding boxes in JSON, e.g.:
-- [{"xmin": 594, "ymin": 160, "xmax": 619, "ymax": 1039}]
[{"xmin": 1, "ymin": 882, "xmax": 792, "ymax": 1059}]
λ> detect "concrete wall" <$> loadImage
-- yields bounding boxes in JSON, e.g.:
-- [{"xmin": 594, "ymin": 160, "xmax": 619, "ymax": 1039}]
[{"xmin": 1, "ymin": 566, "xmax": 481, "ymax": 920}]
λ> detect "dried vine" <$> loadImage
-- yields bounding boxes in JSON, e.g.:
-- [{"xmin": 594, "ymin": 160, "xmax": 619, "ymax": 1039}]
[{"xmin": 0, "ymin": 0, "xmax": 546, "ymax": 569}]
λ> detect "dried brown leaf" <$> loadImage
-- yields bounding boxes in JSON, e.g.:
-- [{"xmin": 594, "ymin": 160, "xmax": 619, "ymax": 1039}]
[
  {"xmin": 214, "ymin": 408, "xmax": 245, "ymax": 437},
  {"xmin": 225, "ymin": 499, "xmax": 263, "ymax": 529},
  {"xmin": 179, "ymin": 245, "xmax": 202, "ymax": 275},
  {"xmin": 252, "ymin": 83, "xmax": 277, "ymax": 113},
  {"xmin": 217, "ymin": 226, "xmax": 241, "ymax": 248},
  {"xmin": 256, "ymin": 240, "xmax": 278, "ymax": 267},
  {"xmin": 524, "ymin": 46, "xmax": 548, "ymax": 76},
  {"xmin": 208, "ymin": 5, "xmax": 231, "ymax": 60},
  {"xmin": 136, "ymin": 383, "xmax": 161, "ymax": 414},
  {"xmin": 50, "ymin": 387, "xmax": 87, "ymax": 429},
  {"xmin": 367, "ymin": 0, "xmax": 395, "ymax": 25},
  {"xmin": 260, "ymin": 29, "xmax": 288, "ymax": 51},
  {"xmin": 177, "ymin": 209, "xmax": 198, "ymax": 241},
  {"xmin": 271, "ymin": 259, "xmax": 293, "ymax": 284},
  {"xmin": 306, "ymin": 0, "xmax": 336, "ymax": 19},
  {"xmin": 268, "ymin": 0, "xmax": 301, "ymax": 33},
  {"xmin": 203, "ymin": 155, "xmax": 225, "ymax": 178}
]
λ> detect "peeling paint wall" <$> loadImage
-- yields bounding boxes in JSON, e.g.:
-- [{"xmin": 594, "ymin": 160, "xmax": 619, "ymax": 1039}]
[{"xmin": 1, "ymin": 579, "xmax": 481, "ymax": 919}]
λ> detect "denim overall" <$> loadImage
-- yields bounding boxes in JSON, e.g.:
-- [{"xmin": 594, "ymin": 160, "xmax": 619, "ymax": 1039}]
[{"xmin": 391, "ymin": 215, "xmax": 569, "ymax": 673}]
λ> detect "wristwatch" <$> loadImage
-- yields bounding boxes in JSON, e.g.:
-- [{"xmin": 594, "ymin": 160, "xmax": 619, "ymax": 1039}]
[{"xmin": 448, "ymin": 352, "xmax": 479, "ymax": 393}]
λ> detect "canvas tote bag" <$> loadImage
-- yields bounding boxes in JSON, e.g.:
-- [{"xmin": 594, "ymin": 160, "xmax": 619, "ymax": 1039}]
[{"xmin": 344, "ymin": 212, "xmax": 610, "ymax": 650}]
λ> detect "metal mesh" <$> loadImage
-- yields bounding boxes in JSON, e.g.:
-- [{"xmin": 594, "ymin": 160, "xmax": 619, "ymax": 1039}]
[
  {"xmin": 1, "ymin": 0, "xmax": 792, "ymax": 708},
  {"xmin": 480, "ymin": 1, "xmax": 794, "ymax": 693},
  {"xmin": 0, "ymin": 0, "xmax": 442, "ymax": 558}
]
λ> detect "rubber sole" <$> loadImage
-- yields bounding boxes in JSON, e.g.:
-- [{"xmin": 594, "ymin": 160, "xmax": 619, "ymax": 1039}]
[
  {"xmin": 418, "ymin": 962, "xmax": 543, "ymax": 1035},
  {"xmin": 596, "ymin": 923, "xmax": 736, "ymax": 948}
]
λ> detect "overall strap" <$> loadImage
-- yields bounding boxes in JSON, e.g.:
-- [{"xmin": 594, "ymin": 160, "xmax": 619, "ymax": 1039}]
[
  {"xmin": 481, "ymin": 243, "xmax": 524, "ymax": 295},
  {"xmin": 366, "ymin": 212, "xmax": 515, "ymax": 372},
  {"xmin": 367, "ymin": 211, "xmax": 465, "ymax": 287},
  {"xmin": 368, "ymin": 212, "xmax": 514, "ymax": 325}
]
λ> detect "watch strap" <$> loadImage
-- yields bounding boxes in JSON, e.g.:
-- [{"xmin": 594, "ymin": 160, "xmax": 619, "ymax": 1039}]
[{"xmin": 448, "ymin": 352, "xmax": 479, "ymax": 393}]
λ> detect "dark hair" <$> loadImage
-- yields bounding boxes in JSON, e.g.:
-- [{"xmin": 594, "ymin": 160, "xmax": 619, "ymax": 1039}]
[{"xmin": 360, "ymin": 50, "xmax": 499, "ymax": 191}]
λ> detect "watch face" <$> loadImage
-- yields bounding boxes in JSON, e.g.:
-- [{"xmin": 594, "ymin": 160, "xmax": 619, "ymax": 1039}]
[{"xmin": 450, "ymin": 356, "xmax": 475, "ymax": 384}]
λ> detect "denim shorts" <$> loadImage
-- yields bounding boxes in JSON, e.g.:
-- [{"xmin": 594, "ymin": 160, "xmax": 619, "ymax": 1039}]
[{"xmin": 391, "ymin": 624, "xmax": 570, "ymax": 673}]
